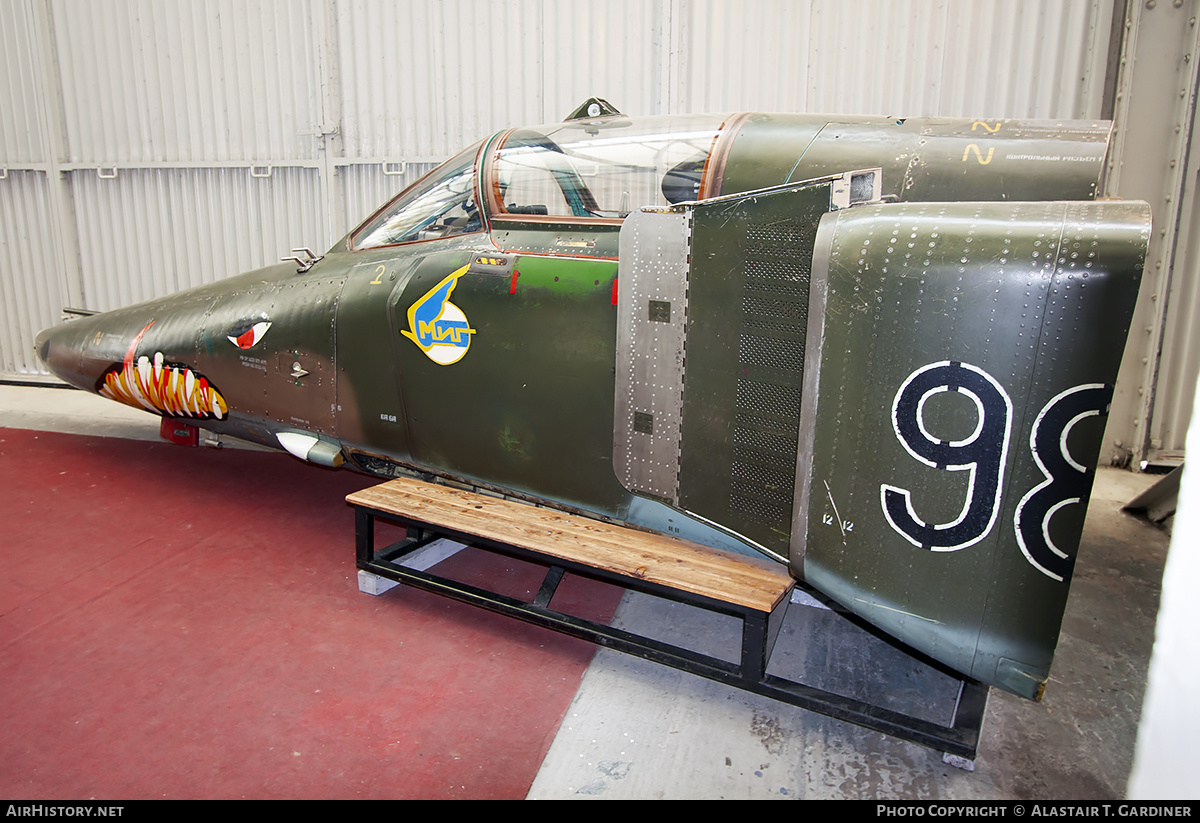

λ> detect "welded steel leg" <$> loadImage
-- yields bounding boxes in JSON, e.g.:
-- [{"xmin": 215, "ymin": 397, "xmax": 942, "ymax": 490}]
[
  {"xmin": 534, "ymin": 566, "xmax": 566, "ymax": 608},
  {"xmin": 355, "ymin": 507, "xmax": 374, "ymax": 566},
  {"xmin": 742, "ymin": 612, "xmax": 769, "ymax": 683}
]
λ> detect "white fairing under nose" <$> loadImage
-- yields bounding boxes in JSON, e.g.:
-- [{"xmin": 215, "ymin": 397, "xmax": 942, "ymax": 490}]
[{"xmin": 276, "ymin": 431, "xmax": 344, "ymax": 467}]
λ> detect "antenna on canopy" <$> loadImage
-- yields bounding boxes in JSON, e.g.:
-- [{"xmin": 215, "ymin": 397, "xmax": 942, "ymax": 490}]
[{"xmin": 564, "ymin": 97, "xmax": 623, "ymax": 121}]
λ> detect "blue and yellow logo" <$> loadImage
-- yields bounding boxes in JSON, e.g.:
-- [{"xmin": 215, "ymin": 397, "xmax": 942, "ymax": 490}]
[{"xmin": 402, "ymin": 264, "xmax": 476, "ymax": 365}]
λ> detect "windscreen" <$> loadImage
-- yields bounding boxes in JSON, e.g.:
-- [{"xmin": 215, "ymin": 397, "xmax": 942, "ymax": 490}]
[{"xmin": 353, "ymin": 140, "xmax": 484, "ymax": 249}]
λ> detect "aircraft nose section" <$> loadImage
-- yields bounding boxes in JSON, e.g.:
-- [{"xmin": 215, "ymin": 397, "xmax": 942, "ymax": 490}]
[
  {"xmin": 35, "ymin": 311, "xmax": 163, "ymax": 393},
  {"xmin": 36, "ymin": 308, "xmax": 233, "ymax": 421}
]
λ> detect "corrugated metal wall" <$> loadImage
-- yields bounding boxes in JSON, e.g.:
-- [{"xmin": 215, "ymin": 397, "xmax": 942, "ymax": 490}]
[
  {"xmin": 0, "ymin": 169, "xmax": 60, "ymax": 380},
  {"xmin": 1099, "ymin": 0, "xmax": 1200, "ymax": 465},
  {"xmin": 1144, "ymin": 2, "xmax": 1200, "ymax": 465},
  {"xmin": 14, "ymin": 0, "xmax": 1194, "ymax": 461},
  {"xmin": 54, "ymin": 0, "xmax": 321, "ymax": 166},
  {"xmin": 675, "ymin": 0, "xmax": 1112, "ymax": 117},
  {"xmin": 1156, "ymin": 188, "xmax": 1200, "ymax": 459}
]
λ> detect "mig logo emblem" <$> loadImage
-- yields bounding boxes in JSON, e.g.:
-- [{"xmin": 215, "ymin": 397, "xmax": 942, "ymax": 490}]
[{"xmin": 402, "ymin": 264, "xmax": 476, "ymax": 365}]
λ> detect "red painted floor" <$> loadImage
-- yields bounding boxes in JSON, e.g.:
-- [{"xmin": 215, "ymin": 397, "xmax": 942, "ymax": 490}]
[{"xmin": 0, "ymin": 429, "xmax": 621, "ymax": 799}]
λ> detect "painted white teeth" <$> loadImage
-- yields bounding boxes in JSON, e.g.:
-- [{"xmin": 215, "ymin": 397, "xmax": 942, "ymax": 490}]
[{"xmin": 100, "ymin": 348, "xmax": 228, "ymax": 421}]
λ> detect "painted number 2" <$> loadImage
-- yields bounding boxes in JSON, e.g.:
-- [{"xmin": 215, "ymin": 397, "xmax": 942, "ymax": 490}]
[{"xmin": 881, "ymin": 362, "xmax": 1110, "ymax": 582}]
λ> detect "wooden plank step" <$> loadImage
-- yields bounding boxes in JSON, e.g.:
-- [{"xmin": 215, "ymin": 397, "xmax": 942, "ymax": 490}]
[{"xmin": 347, "ymin": 477, "xmax": 794, "ymax": 613}]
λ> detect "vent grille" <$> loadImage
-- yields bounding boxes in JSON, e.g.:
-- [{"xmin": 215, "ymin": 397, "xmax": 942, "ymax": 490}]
[
  {"xmin": 676, "ymin": 186, "xmax": 828, "ymax": 558},
  {"xmin": 728, "ymin": 219, "xmax": 813, "ymax": 543},
  {"xmin": 739, "ymin": 334, "xmax": 805, "ymax": 372}
]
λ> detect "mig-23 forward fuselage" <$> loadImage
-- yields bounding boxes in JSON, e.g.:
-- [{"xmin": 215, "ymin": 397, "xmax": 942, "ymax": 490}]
[{"xmin": 36, "ymin": 106, "xmax": 1151, "ymax": 700}]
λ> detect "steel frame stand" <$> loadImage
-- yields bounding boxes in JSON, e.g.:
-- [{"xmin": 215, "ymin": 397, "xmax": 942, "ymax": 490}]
[{"xmin": 353, "ymin": 503, "xmax": 988, "ymax": 763}]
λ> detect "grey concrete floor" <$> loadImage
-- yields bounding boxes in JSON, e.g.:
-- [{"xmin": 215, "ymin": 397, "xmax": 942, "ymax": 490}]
[{"xmin": 0, "ymin": 384, "xmax": 1174, "ymax": 800}]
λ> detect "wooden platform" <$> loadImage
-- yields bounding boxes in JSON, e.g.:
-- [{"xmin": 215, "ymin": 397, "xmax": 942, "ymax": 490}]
[
  {"xmin": 347, "ymin": 476, "xmax": 988, "ymax": 761},
  {"xmin": 346, "ymin": 477, "xmax": 794, "ymax": 612}
]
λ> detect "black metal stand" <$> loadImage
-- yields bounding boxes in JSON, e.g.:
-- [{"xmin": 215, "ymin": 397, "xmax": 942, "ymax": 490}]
[{"xmin": 353, "ymin": 503, "xmax": 988, "ymax": 762}]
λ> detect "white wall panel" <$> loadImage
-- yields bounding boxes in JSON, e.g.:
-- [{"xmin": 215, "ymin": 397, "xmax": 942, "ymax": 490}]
[
  {"xmin": 1144, "ymin": 70, "xmax": 1200, "ymax": 459},
  {"xmin": 1101, "ymin": 0, "xmax": 1200, "ymax": 462},
  {"xmin": 940, "ymin": 0, "xmax": 1112, "ymax": 119},
  {"xmin": 53, "ymin": 0, "xmax": 323, "ymax": 164},
  {"xmin": 0, "ymin": 0, "xmax": 45, "ymax": 166},
  {"xmin": 71, "ymin": 167, "xmax": 324, "ymax": 311},
  {"xmin": 675, "ymin": 0, "xmax": 1113, "ymax": 118},
  {"xmin": 806, "ymin": 0, "xmax": 948, "ymax": 115},
  {"xmin": 1156, "ymin": 200, "xmax": 1200, "ymax": 456},
  {"xmin": 540, "ymin": 0, "xmax": 668, "ymax": 120},
  {"xmin": 335, "ymin": 0, "xmax": 542, "ymax": 164},
  {"xmin": 0, "ymin": 171, "xmax": 63, "ymax": 374}
]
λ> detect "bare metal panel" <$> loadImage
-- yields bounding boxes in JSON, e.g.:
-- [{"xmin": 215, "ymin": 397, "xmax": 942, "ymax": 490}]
[
  {"xmin": 616, "ymin": 183, "xmax": 831, "ymax": 556},
  {"xmin": 614, "ymin": 209, "xmax": 691, "ymax": 503}
]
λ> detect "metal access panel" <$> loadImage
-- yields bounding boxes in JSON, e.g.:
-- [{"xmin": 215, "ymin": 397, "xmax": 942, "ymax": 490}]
[
  {"xmin": 614, "ymin": 209, "xmax": 692, "ymax": 504},
  {"xmin": 615, "ymin": 182, "xmax": 833, "ymax": 556},
  {"xmin": 794, "ymin": 200, "xmax": 1150, "ymax": 699}
]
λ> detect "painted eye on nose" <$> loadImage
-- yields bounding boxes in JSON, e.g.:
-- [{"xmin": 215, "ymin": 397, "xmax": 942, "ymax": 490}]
[{"xmin": 227, "ymin": 320, "xmax": 272, "ymax": 349}]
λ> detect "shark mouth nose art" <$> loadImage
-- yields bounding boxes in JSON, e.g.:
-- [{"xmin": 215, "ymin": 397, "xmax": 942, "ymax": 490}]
[{"xmin": 97, "ymin": 322, "xmax": 229, "ymax": 420}]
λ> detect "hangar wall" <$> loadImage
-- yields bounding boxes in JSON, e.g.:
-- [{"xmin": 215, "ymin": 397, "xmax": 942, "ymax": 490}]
[
  {"xmin": 2, "ymin": 0, "xmax": 1194, "ymax": 463},
  {"xmin": 1104, "ymin": 0, "xmax": 1200, "ymax": 467}
]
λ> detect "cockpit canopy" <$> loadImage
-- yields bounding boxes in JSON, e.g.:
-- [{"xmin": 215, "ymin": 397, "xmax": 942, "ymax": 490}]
[
  {"xmin": 352, "ymin": 114, "xmax": 726, "ymax": 250},
  {"xmin": 488, "ymin": 114, "xmax": 725, "ymax": 220}
]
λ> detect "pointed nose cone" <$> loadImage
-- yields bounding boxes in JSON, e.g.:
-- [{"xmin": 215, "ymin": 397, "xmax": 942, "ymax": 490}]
[
  {"xmin": 35, "ymin": 319, "xmax": 96, "ymax": 391},
  {"xmin": 35, "ymin": 309, "xmax": 169, "ymax": 395},
  {"xmin": 34, "ymin": 326, "xmax": 55, "ymax": 373}
]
